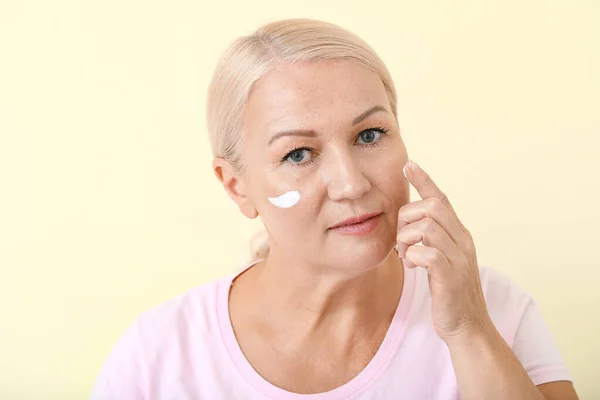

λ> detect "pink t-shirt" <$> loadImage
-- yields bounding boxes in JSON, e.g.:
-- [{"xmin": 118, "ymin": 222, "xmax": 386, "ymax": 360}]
[{"xmin": 91, "ymin": 262, "xmax": 572, "ymax": 399}]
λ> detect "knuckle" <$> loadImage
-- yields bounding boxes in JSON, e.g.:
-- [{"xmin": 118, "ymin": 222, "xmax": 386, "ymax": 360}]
[
  {"xmin": 434, "ymin": 250, "xmax": 445, "ymax": 263},
  {"xmin": 426, "ymin": 249, "xmax": 444, "ymax": 264},
  {"xmin": 423, "ymin": 217, "xmax": 436, "ymax": 231},
  {"xmin": 426, "ymin": 197, "xmax": 439, "ymax": 208},
  {"xmin": 427, "ymin": 197, "xmax": 445, "ymax": 214},
  {"xmin": 464, "ymin": 228, "xmax": 473, "ymax": 240},
  {"xmin": 465, "ymin": 239, "xmax": 476, "ymax": 254}
]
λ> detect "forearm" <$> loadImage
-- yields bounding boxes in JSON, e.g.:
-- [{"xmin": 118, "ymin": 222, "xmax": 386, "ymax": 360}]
[{"xmin": 446, "ymin": 321, "xmax": 544, "ymax": 400}]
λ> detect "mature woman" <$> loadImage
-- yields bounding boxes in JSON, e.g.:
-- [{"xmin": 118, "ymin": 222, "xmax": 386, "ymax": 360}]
[{"xmin": 92, "ymin": 19, "xmax": 578, "ymax": 399}]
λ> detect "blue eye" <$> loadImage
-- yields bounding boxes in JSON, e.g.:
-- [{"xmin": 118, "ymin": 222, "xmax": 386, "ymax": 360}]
[
  {"xmin": 356, "ymin": 128, "xmax": 387, "ymax": 145},
  {"xmin": 358, "ymin": 130, "xmax": 378, "ymax": 144},
  {"xmin": 283, "ymin": 148, "xmax": 312, "ymax": 164}
]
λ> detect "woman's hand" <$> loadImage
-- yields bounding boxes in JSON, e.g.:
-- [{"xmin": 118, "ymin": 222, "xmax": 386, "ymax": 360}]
[{"xmin": 396, "ymin": 160, "xmax": 492, "ymax": 343}]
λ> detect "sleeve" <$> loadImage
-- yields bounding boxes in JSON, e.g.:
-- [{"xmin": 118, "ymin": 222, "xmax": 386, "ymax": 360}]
[
  {"xmin": 511, "ymin": 297, "xmax": 573, "ymax": 386},
  {"xmin": 90, "ymin": 318, "xmax": 149, "ymax": 400}
]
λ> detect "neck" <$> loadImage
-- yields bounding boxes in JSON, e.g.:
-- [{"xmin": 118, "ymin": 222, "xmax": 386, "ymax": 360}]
[{"xmin": 239, "ymin": 248, "xmax": 404, "ymax": 337}]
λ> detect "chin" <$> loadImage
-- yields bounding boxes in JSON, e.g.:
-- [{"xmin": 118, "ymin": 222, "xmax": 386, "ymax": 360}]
[{"xmin": 326, "ymin": 236, "xmax": 396, "ymax": 274}]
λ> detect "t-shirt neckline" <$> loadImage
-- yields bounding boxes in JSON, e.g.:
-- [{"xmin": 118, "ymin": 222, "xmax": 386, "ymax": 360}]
[{"xmin": 216, "ymin": 257, "xmax": 416, "ymax": 400}]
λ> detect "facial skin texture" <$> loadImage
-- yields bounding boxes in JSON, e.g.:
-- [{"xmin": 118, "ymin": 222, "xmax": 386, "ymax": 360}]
[{"xmin": 232, "ymin": 61, "xmax": 409, "ymax": 275}]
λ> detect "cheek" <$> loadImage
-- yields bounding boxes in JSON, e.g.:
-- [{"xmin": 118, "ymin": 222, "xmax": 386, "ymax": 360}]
[
  {"xmin": 371, "ymin": 154, "xmax": 410, "ymax": 205},
  {"xmin": 261, "ymin": 191, "xmax": 320, "ymax": 249},
  {"xmin": 258, "ymin": 174, "xmax": 323, "ymax": 233},
  {"xmin": 259, "ymin": 163, "xmax": 324, "ymax": 211},
  {"xmin": 265, "ymin": 185, "xmax": 321, "ymax": 219},
  {"xmin": 382, "ymin": 171, "xmax": 408, "ymax": 203}
]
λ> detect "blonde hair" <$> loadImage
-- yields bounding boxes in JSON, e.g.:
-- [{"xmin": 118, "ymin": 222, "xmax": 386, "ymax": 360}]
[{"xmin": 206, "ymin": 18, "xmax": 398, "ymax": 261}]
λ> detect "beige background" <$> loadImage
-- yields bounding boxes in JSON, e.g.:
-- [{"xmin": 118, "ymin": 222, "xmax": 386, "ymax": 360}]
[{"xmin": 1, "ymin": 0, "xmax": 598, "ymax": 398}]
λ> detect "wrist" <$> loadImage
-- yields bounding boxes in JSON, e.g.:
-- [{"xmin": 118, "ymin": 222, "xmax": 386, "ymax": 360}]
[{"xmin": 442, "ymin": 317, "xmax": 498, "ymax": 350}]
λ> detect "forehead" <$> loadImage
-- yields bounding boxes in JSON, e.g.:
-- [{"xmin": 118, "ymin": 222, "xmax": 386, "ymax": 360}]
[{"xmin": 243, "ymin": 61, "xmax": 390, "ymax": 133}]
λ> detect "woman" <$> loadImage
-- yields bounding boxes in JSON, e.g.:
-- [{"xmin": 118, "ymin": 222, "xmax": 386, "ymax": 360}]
[{"xmin": 92, "ymin": 19, "xmax": 578, "ymax": 399}]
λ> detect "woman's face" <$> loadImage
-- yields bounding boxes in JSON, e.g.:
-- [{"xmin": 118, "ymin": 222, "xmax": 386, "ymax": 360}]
[{"xmin": 238, "ymin": 61, "xmax": 409, "ymax": 271}]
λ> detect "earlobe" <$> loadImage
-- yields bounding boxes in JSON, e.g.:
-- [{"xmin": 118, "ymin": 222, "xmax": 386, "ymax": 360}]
[{"xmin": 212, "ymin": 157, "xmax": 259, "ymax": 219}]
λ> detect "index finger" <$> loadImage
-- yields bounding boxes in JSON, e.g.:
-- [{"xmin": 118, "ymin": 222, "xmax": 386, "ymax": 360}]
[
  {"xmin": 404, "ymin": 160, "xmax": 456, "ymax": 215},
  {"xmin": 403, "ymin": 160, "xmax": 471, "ymax": 236}
]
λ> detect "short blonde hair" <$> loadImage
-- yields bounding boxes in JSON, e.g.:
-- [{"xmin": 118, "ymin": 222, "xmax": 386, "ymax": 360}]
[{"xmin": 206, "ymin": 18, "xmax": 399, "ymax": 259}]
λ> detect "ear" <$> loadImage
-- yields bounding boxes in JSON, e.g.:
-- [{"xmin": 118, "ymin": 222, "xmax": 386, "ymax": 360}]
[{"xmin": 212, "ymin": 157, "xmax": 259, "ymax": 219}]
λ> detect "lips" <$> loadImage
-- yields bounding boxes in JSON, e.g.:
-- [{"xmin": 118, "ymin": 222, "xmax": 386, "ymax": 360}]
[{"xmin": 329, "ymin": 212, "xmax": 382, "ymax": 229}]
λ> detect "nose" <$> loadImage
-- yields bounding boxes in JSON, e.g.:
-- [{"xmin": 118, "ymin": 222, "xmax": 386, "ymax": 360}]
[{"xmin": 323, "ymin": 149, "xmax": 371, "ymax": 201}]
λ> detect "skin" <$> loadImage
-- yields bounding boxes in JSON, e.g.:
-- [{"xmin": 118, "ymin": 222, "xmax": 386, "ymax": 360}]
[{"xmin": 213, "ymin": 61, "xmax": 578, "ymax": 398}]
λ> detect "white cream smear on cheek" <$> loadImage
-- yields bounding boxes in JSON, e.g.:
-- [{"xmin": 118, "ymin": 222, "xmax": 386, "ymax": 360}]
[{"xmin": 268, "ymin": 190, "xmax": 300, "ymax": 209}]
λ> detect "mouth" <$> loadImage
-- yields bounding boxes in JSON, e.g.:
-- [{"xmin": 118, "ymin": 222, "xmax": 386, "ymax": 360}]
[{"xmin": 329, "ymin": 212, "xmax": 383, "ymax": 236}]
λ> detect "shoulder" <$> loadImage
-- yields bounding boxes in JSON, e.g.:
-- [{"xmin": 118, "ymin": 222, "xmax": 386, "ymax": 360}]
[
  {"xmin": 479, "ymin": 268, "xmax": 573, "ymax": 385},
  {"xmin": 133, "ymin": 276, "xmax": 227, "ymax": 347},
  {"xmin": 100, "ymin": 277, "xmax": 228, "ymax": 359},
  {"xmin": 478, "ymin": 266, "xmax": 534, "ymax": 344},
  {"xmin": 111, "ymin": 275, "xmax": 228, "ymax": 353},
  {"xmin": 92, "ymin": 276, "xmax": 232, "ymax": 398}
]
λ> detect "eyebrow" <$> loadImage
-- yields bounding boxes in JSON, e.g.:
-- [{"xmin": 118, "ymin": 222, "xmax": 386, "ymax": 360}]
[
  {"xmin": 268, "ymin": 105, "xmax": 389, "ymax": 146},
  {"xmin": 352, "ymin": 105, "xmax": 388, "ymax": 125},
  {"xmin": 268, "ymin": 129, "xmax": 317, "ymax": 146}
]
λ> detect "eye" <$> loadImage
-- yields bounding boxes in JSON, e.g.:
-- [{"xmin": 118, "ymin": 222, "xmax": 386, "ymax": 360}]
[
  {"xmin": 358, "ymin": 130, "xmax": 378, "ymax": 144},
  {"xmin": 356, "ymin": 127, "xmax": 388, "ymax": 145},
  {"xmin": 283, "ymin": 147, "xmax": 312, "ymax": 164}
]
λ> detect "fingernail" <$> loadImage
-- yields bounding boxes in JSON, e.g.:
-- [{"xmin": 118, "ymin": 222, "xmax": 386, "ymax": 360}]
[{"xmin": 403, "ymin": 162, "xmax": 409, "ymax": 178}]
